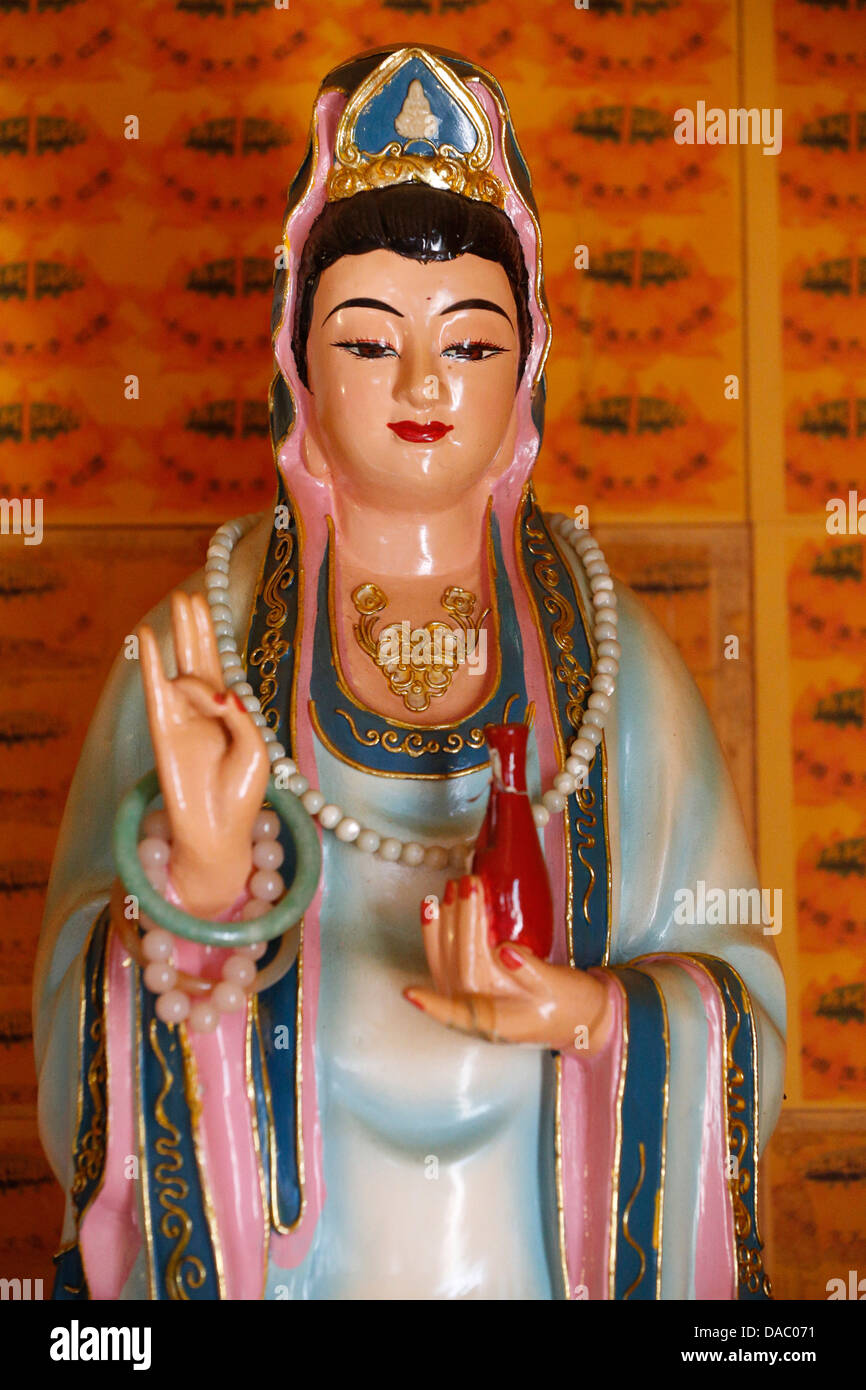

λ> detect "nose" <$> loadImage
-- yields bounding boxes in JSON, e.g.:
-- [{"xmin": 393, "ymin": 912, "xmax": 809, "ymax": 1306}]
[{"xmin": 394, "ymin": 340, "xmax": 445, "ymax": 412}]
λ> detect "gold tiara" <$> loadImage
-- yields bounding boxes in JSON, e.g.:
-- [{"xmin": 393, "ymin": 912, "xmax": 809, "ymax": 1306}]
[{"xmin": 327, "ymin": 48, "xmax": 506, "ymax": 209}]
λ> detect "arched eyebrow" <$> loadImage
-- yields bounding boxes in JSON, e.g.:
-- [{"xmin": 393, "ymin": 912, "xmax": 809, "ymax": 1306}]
[
  {"xmin": 439, "ymin": 298, "xmax": 514, "ymax": 327},
  {"xmin": 321, "ymin": 297, "xmax": 403, "ymax": 325}
]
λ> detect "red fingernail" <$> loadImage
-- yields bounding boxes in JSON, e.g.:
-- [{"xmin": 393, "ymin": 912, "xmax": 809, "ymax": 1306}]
[
  {"xmin": 444, "ymin": 880, "xmax": 457, "ymax": 906},
  {"xmin": 421, "ymin": 896, "xmax": 438, "ymax": 924},
  {"xmin": 458, "ymin": 876, "xmax": 473, "ymax": 900},
  {"xmin": 404, "ymin": 990, "xmax": 426, "ymax": 1012},
  {"xmin": 231, "ymin": 692, "xmax": 246, "ymax": 712},
  {"xmin": 500, "ymin": 947, "xmax": 523, "ymax": 970},
  {"xmin": 214, "ymin": 692, "xmax": 227, "ymax": 705}
]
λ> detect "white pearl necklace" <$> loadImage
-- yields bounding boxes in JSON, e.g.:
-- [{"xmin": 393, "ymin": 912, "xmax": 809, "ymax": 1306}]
[{"xmin": 204, "ymin": 511, "xmax": 619, "ymax": 872}]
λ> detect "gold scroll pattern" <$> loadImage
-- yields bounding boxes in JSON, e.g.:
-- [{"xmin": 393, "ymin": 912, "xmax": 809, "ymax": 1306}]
[
  {"xmin": 573, "ymin": 790, "xmax": 599, "ymax": 929},
  {"xmin": 149, "ymin": 1021, "xmax": 208, "ymax": 1301},
  {"xmin": 723, "ymin": 979, "xmax": 773, "ymax": 1299},
  {"xmin": 70, "ymin": 917, "xmax": 107, "ymax": 1202},
  {"xmin": 328, "ymin": 151, "xmax": 506, "ymax": 209},
  {"xmin": 331, "ymin": 695, "xmax": 532, "ymax": 760},
  {"xmin": 524, "ymin": 515, "xmax": 592, "ymax": 731},
  {"xmin": 248, "ymin": 530, "xmax": 294, "ymax": 730},
  {"xmin": 350, "ymin": 581, "xmax": 489, "ymax": 714},
  {"xmin": 621, "ymin": 1140, "xmax": 648, "ymax": 1301},
  {"xmin": 335, "ymin": 706, "xmax": 488, "ymax": 757},
  {"xmin": 524, "ymin": 507, "xmax": 597, "ymax": 926}
]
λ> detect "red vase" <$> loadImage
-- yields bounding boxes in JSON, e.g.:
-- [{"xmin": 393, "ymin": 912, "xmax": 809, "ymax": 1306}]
[{"xmin": 471, "ymin": 722, "xmax": 554, "ymax": 959}]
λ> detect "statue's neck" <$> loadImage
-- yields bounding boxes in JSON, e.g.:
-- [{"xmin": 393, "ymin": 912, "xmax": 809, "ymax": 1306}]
[{"xmin": 328, "ymin": 484, "xmax": 497, "ymax": 581}]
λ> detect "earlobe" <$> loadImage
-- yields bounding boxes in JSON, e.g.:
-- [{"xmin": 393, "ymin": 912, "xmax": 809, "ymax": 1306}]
[
  {"xmin": 490, "ymin": 402, "xmax": 519, "ymax": 481},
  {"xmin": 302, "ymin": 429, "xmax": 330, "ymax": 480}
]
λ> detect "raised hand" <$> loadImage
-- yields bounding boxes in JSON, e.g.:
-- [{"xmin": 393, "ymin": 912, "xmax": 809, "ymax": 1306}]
[
  {"xmin": 139, "ymin": 591, "xmax": 270, "ymax": 917},
  {"xmin": 405, "ymin": 875, "xmax": 614, "ymax": 1054}
]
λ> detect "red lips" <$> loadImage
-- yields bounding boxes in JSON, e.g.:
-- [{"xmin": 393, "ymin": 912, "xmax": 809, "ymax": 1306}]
[{"xmin": 388, "ymin": 420, "xmax": 453, "ymax": 443}]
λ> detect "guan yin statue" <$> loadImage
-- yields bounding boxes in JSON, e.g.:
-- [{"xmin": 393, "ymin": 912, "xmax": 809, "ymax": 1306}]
[{"xmin": 34, "ymin": 45, "xmax": 785, "ymax": 1301}]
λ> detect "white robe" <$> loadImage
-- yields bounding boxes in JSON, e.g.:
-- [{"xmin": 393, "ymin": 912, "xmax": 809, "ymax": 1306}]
[{"xmin": 33, "ymin": 511, "xmax": 786, "ymax": 1299}]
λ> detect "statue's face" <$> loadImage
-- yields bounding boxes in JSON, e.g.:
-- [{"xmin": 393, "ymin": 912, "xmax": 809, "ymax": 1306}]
[{"xmin": 303, "ymin": 249, "xmax": 521, "ymax": 510}]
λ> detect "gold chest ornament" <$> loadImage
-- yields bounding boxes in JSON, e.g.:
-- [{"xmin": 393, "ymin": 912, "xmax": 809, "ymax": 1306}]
[{"xmin": 351, "ymin": 582, "xmax": 490, "ymax": 713}]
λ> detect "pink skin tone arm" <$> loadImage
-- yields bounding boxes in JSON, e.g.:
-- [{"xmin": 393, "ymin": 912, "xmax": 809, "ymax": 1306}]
[
  {"xmin": 406, "ymin": 877, "xmax": 616, "ymax": 1055},
  {"xmin": 138, "ymin": 590, "xmax": 270, "ymax": 918}
]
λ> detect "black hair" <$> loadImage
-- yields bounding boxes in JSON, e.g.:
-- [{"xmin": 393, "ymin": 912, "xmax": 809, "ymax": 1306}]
[{"xmin": 291, "ymin": 183, "xmax": 532, "ymax": 389}]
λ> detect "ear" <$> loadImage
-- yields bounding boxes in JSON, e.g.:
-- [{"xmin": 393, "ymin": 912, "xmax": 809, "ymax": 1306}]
[
  {"xmin": 488, "ymin": 398, "xmax": 520, "ymax": 482},
  {"xmin": 302, "ymin": 426, "xmax": 331, "ymax": 480}
]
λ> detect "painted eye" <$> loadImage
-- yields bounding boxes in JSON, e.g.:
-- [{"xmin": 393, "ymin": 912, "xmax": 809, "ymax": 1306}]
[
  {"xmin": 332, "ymin": 339, "xmax": 398, "ymax": 359},
  {"xmin": 442, "ymin": 340, "xmax": 507, "ymax": 362}
]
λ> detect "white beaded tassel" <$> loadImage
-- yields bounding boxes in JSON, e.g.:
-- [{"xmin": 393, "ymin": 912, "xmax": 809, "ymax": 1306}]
[{"xmin": 204, "ymin": 509, "xmax": 620, "ymax": 866}]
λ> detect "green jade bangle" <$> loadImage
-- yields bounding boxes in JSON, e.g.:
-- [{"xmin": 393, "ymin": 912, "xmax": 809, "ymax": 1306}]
[{"xmin": 113, "ymin": 769, "xmax": 322, "ymax": 948}]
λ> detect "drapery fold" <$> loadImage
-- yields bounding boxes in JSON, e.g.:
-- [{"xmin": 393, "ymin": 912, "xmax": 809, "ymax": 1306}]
[{"xmin": 550, "ymin": 538, "xmax": 784, "ymax": 1300}]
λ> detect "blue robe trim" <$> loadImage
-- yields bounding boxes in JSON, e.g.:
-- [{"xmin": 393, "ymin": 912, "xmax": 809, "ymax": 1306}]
[
  {"xmin": 688, "ymin": 955, "xmax": 773, "ymax": 1300},
  {"xmin": 606, "ymin": 967, "xmax": 669, "ymax": 1301},
  {"xmin": 241, "ymin": 485, "xmax": 306, "ymax": 1239},
  {"xmin": 517, "ymin": 491, "xmax": 611, "ymax": 968},
  {"xmin": 52, "ymin": 1242, "xmax": 90, "ymax": 1301},
  {"xmin": 253, "ymin": 963, "xmax": 302, "ymax": 1230},
  {"xmin": 245, "ymin": 472, "xmax": 301, "ymax": 756},
  {"xmin": 51, "ymin": 906, "xmax": 110, "ymax": 1301},
  {"xmin": 135, "ymin": 983, "xmax": 222, "ymax": 1300}
]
